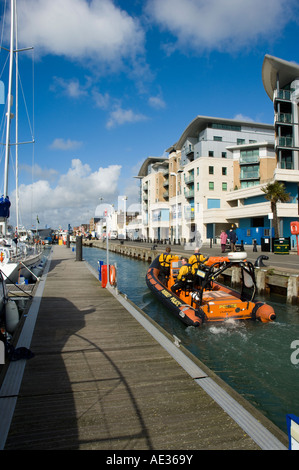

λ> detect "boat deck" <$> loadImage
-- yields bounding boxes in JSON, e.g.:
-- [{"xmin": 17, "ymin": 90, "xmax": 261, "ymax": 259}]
[{"xmin": 0, "ymin": 246, "xmax": 288, "ymax": 450}]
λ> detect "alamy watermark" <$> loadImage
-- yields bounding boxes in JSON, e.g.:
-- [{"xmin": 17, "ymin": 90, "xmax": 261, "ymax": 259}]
[{"xmin": 290, "ymin": 340, "xmax": 299, "ymax": 365}]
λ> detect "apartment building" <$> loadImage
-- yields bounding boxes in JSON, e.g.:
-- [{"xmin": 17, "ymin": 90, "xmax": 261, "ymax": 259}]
[
  {"xmin": 138, "ymin": 116, "xmax": 275, "ymax": 243},
  {"xmin": 262, "ymin": 55, "xmax": 299, "ymax": 239},
  {"xmin": 136, "ymin": 55, "xmax": 299, "ymax": 245}
]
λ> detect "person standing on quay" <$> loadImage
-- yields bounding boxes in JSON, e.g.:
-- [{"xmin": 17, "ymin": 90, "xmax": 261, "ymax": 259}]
[
  {"xmin": 220, "ymin": 230, "xmax": 228, "ymax": 253},
  {"xmin": 229, "ymin": 228, "xmax": 237, "ymax": 252}
]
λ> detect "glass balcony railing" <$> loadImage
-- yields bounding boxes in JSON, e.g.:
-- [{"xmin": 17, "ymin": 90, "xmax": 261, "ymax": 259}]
[
  {"xmin": 239, "ymin": 155, "xmax": 259, "ymax": 164},
  {"xmin": 240, "ymin": 170, "xmax": 259, "ymax": 180},
  {"xmin": 278, "ymin": 136, "xmax": 293, "ymax": 147},
  {"xmin": 276, "ymin": 89, "xmax": 291, "ymax": 101},
  {"xmin": 276, "ymin": 113, "xmax": 292, "ymax": 124},
  {"xmin": 184, "ymin": 189, "xmax": 194, "ymax": 198},
  {"xmin": 184, "ymin": 174, "xmax": 194, "ymax": 184}
]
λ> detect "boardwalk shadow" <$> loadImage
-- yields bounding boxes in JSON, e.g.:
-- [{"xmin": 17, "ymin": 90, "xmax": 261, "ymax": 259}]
[{"xmin": 4, "ymin": 296, "xmax": 153, "ymax": 450}]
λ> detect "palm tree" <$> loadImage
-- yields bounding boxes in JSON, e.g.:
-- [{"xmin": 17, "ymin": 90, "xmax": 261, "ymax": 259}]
[{"xmin": 261, "ymin": 181, "xmax": 290, "ymax": 238}]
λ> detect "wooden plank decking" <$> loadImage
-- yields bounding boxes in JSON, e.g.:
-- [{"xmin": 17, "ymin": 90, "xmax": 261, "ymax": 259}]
[{"xmin": 0, "ymin": 246, "xmax": 288, "ymax": 450}]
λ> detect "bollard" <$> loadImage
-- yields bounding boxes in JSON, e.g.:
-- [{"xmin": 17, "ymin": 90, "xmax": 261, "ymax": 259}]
[
  {"xmin": 98, "ymin": 260, "xmax": 103, "ymax": 280},
  {"xmin": 76, "ymin": 236, "xmax": 83, "ymax": 261},
  {"xmin": 253, "ymin": 239, "xmax": 257, "ymax": 252}
]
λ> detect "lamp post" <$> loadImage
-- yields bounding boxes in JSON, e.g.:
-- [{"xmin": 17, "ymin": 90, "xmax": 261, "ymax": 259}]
[
  {"xmin": 170, "ymin": 172, "xmax": 179, "ymax": 244},
  {"xmin": 123, "ymin": 196, "xmax": 127, "ymax": 240}
]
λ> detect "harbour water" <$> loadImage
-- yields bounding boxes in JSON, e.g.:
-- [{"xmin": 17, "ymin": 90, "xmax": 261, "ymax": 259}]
[{"xmin": 83, "ymin": 246, "xmax": 299, "ymax": 435}]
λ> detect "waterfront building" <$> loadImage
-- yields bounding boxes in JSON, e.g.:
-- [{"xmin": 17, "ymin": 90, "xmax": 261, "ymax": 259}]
[
  {"xmin": 135, "ymin": 55, "xmax": 299, "ymax": 246},
  {"xmin": 262, "ymin": 55, "xmax": 299, "ymax": 243}
]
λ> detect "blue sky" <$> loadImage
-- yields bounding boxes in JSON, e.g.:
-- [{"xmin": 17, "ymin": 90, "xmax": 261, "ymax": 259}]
[{"xmin": 0, "ymin": 0, "xmax": 299, "ymax": 230}]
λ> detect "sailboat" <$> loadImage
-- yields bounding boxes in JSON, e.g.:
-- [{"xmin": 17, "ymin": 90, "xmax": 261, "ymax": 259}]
[{"xmin": 0, "ymin": 0, "xmax": 43, "ymax": 284}]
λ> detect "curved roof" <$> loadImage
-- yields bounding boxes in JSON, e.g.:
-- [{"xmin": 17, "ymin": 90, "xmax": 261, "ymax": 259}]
[
  {"xmin": 136, "ymin": 157, "xmax": 167, "ymax": 178},
  {"xmin": 173, "ymin": 115, "xmax": 273, "ymax": 151},
  {"xmin": 262, "ymin": 54, "xmax": 299, "ymax": 99}
]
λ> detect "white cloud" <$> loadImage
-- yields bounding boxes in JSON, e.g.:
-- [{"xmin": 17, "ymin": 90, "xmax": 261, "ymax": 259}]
[
  {"xmin": 15, "ymin": 0, "xmax": 145, "ymax": 71},
  {"xmin": 92, "ymin": 90, "xmax": 111, "ymax": 110},
  {"xmin": 106, "ymin": 107, "xmax": 148, "ymax": 129},
  {"xmin": 50, "ymin": 138, "xmax": 83, "ymax": 150},
  {"xmin": 12, "ymin": 159, "xmax": 122, "ymax": 228},
  {"xmin": 146, "ymin": 0, "xmax": 298, "ymax": 53},
  {"xmin": 233, "ymin": 114, "xmax": 255, "ymax": 122},
  {"xmin": 148, "ymin": 95, "xmax": 166, "ymax": 109},
  {"xmin": 20, "ymin": 163, "xmax": 59, "ymax": 182},
  {"xmin": 50, "ymin": 77, "xmax": 89, "ymax": 98}
]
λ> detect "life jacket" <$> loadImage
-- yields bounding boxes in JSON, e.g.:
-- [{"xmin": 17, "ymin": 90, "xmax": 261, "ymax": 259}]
[
  {"xmin": 159, "ymin": 252, "xmax": 172, "ymax": 267},
  {"xmin": 189, "ymin": 253, "xmax": 205, "ymax": 274},
  {"xmin": 178, "ymin": 263, "xmax": 193, "ymax": 282}
]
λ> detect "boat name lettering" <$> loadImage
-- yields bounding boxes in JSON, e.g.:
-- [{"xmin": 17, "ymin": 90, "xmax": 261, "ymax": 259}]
[
  {"xmin": 171, "ymin": 297, "xmax": 182, "ymax": 307},
  {"xmin": 161, "ymin": 289, "xmax": 172, "ymax": 298},
  {"xmin": 219, "ymin": 304, "xmax": 237, "ymax": 310},
  {"xmin": 161, "ymin": 289, "xmax": 182, "ymax": 307}
]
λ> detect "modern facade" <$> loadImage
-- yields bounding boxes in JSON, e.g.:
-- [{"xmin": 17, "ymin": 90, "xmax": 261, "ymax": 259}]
[{"xmin": 130, "ymin": 55, "xmax": 299, "ymax": 247}]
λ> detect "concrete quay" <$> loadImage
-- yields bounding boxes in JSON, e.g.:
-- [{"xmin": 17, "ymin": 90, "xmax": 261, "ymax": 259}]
[{"xmin": 0, "ymin": 245, "xmax": 288, "ymax": 450}]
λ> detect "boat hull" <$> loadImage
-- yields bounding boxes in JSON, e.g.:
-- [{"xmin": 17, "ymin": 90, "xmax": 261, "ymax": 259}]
[
  {"xmin": 146, "ymin": 256, "xmax": 276, "ymax": 327},
  {"xmin": 0, "ymin": 251, "xmax": 43, "ymax": 284}
]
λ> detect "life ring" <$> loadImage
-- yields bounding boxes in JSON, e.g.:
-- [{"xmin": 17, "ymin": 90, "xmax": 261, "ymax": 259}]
[
  {"xmin": 109, "ymin": 265, "xmax": 116, "ymax": 286},
  {"xmin": 0, "ymin": 248, "xmax": 10, "ymax": 265},
  {"xmin": 101, "ymin": 265, "xmax": 116, "ymax": 287}
]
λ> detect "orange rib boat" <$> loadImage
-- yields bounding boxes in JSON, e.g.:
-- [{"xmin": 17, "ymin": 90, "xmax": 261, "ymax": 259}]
[{"xmin": 146, "ymin": 252, "xmax": 276, "ymax": 327}]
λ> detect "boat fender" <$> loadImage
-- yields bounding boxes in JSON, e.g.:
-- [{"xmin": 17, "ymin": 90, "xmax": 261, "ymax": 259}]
[
  {"xmin": 252, "ymin": 302, "xmax": 276, "ymax": 322},
  {"xmin": 5, "ymin": 300, "xmax": 19, "ymax": 334}
]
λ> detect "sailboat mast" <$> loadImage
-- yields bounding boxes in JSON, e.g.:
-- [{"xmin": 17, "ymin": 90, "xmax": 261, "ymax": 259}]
[
  {"xmin": 3, "ymin": 0, "xmax": 15, "ymax": 235},
  {"xmin": 15, "ymin": 0, "xmax": 19, "ymax": 234}
]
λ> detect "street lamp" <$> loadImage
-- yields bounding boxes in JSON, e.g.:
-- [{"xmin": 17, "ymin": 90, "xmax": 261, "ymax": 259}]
[
  {"xmin": 170, "ymin": 172, "xmax": 179, "ymax": 244},
  {"xmin": 122, "ymin": 196, "xmax": 127, "ymax": 240}
]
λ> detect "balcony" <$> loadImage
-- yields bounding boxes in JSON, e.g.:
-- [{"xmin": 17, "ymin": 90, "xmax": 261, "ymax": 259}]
[
  {"xmin": 239, "ymin": 154, "xmax": 259, "ymax": 164},
  {"xmin": 186, "ymin": 144, "xmax": 194, "ymax": 156},
  {"xmin": 275, "ymin": 89, "xmax": 291, "ymax": 101},
  {"xmin": 276, "ymin": 113, "xmax": 292, "ymax": 124},
  {"xmin": 277, "ymin": 136, "xmax": 294, "ymax": 148},
  {"xmin": 184, "ymin": 189, "xmax": 194, "ymax": 199},
  {"xmin": 240, "ymin": 169, "xmax": 259, "ymax": 180},
  {"xmin": 184, "ymin": 174, "xmax": 194, "ymax": 185}
]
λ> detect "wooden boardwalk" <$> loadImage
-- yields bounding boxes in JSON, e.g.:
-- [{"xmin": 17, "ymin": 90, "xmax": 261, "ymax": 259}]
[{"xmin": 0, "ymin": 246, "xmax": 288, "ymax": 450}]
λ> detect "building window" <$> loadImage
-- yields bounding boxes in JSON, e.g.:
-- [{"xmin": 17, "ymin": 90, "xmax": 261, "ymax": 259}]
[
  {"xmin": 197, "ymin": 167, "xmax": 199, "ymax": 175},
  {"xmin": 197, "ymin": 182, "xmax": 199, "ymax": 191},
  {"xmin": 222, "ymin": 182, "xmax": 227, "ymax": 191},
  {"xmin": 209, "ymin": 166, "xmax": 214, "ymax": 174},
  {"xmin": 237, "ymin": 138, "xmax": 245, "ymax": 145},
  {"xmin": 209, "ymin": 182, "xmax": 214, "ymax": 190},
  {"xmin": 222, "ymin": 167, "xmax": 227, "ymax": 175},
  {"xmin": 222, "ymin": 152, "xmax": 227, "ymax": 158},
  {"xmin": 213, "ymin": 136, "xmax": 222, "ymax": 141},
  {"xmin": 209, "ymin": 151, "xmax": 214, "ymax": 157}
]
